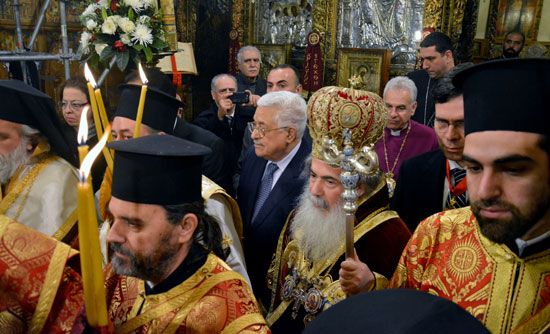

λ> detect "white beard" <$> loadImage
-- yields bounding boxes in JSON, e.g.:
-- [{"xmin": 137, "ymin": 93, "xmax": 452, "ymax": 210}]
[
  {"xmin": 291, "ymin": 187, "xmax": 346, "ymax": 263},
  {"xmin": 0, "ymin": 138, "xmax": 30, "ymax": 185}
]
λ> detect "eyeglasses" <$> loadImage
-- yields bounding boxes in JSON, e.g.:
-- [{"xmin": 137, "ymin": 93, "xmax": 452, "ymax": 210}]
[
  {"xmin": 247, "ymin": 122, "xmax": 289, "ymax": 138},
  {"xmin": 434, "ymin": 118, "xmax": 464, "ymax": 131},
  {"xmin": 59, "ymin": 101, "xmax": 88, "ymax": 111}
]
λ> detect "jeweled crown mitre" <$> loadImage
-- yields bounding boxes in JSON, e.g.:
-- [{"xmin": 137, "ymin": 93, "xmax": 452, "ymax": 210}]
[{"xmin": 307, "ymin": 86, "xmax": 387, "ymax": 165}]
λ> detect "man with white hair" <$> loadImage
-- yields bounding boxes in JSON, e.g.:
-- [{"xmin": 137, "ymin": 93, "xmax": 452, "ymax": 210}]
[
  {"xmin": 265, "ymin": 86, "xmax": 411, "ymax": 333},
  {"xmin": 374, "ymin": 76, "xmax": 438, "ymax": 186},
  {"xmin": 0, "ymin": 80, "xmax": 78, "ymax": 243},
  {"xmin": 232, "ymin": 46, "xmax": 268, "ymax": 154},
  {"xmin": 237, "ymin": 90, "xmax": 311, "ymax": 310}
]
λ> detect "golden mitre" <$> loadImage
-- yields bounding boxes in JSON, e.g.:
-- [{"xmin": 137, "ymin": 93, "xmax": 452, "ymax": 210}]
[{"xmin": 307, "ymin": 86, "xmax": 388, "ymax": 165}]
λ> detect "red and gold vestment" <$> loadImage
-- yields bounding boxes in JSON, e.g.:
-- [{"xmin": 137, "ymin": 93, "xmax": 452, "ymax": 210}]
[
  {"xmin": 390, "ymin": 207, "xmax": 550, "ymax": 334},
  {"xmin": 0, "ymin": 215, "xmax": 83, "ymax": 333},
  {"xmin": 104, "ymin": 253, "xmax": 270, "ymax": 333}
]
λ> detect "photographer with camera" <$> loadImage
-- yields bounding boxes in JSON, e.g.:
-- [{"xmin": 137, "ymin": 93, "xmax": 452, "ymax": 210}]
[{"xmin": 194, "ymin": 74, "xmax": 246, "ymax": 195}]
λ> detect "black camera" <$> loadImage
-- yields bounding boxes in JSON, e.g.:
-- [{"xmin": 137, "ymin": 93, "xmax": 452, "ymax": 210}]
[{"xmin": 228, "ymin": 91, "xmax": 250, "ymax": 104}]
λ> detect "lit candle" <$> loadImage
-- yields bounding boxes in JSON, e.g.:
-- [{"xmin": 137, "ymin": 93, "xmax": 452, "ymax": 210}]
[
  {"xmin": 84, "ymin": 64, "xmax": 114, "ymax": 173},
  {"xmin": 84, "ymin": 64, "xmax": 103, "ymax": 138},
  {"xmin": 133, "ymin": 63, "xmax": 149, "ymax": 138},
  {"xmin": 84, "ymin": 64, "xmax": 109, "ymax": 133},
  {"xmin": 77, "ymin": 106, "xmax": 90, "ymax": 165},
  {"xmin": 77, "ymin": 127, "xmax": 110, "ymax": 327}
]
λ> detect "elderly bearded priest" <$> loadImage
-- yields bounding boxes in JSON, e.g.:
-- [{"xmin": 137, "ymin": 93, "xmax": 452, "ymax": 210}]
[
  {"xmin": 390, "ymin": 59, "xmax": 550, "ymax": 334},
  {"xmin": 266, "ymin": 86, "xmax": 411, "ymax": 333},
  {"xmin": 0, "ymin": 80, "xmax": 78, "ymax": 243}
]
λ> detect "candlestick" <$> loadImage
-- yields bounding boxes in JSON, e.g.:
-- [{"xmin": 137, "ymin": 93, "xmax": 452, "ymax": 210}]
[
  {"xmin": 94, "ymin": 88, "xmax": 110, "ymax": 132},
  {"xmin": 133, "ymin": 63, "xmax": 149, "ymax": 138},
  {"xmin": 77, "ymin": 127, "xmax": 111, "ymax": 326},
  {"xmin": 77, "ymin": 106, "xmax": 90, "ymax": 165},
  {"xmin": 84, "ymin": 64, "xmax": 114, "ymax": 173},
  {"xmin": 84, "ymin": 64, "xmax": 103, "ymax": 138}
]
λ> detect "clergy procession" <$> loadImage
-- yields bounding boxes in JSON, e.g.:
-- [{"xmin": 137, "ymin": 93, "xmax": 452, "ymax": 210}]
[{"xmin": 0, "ymin": 0, "xmax": 549, "ymax": 333}]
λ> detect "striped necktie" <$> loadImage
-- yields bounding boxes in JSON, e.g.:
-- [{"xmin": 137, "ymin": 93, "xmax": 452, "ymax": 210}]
[
  {"xmin": 445, "ymin": 168, "xmax": 468, "ymax": 209},
  {"xmin": 252, "ymin": 163, "xmax": 278, "ymax": 223}
]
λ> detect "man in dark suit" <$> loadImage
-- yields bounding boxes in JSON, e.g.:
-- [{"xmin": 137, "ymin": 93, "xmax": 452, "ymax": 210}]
[
  {"xmin": 234, "ymin": 45, "xmax": 267, "ymax": 134},
  {"xmin": 193, "ymin": 73, "xmax": 243, "ymax": 194},
  {"xmin": 237, "ymin": 91, "xmax": 310, "ymax": 309},
  {"xmin": 392, "ymin": 63, "xmax": 472, "ymax": 231},
  {"xmin": 408, "ymin": 32, "xmax": 456, "ymax": 127}
]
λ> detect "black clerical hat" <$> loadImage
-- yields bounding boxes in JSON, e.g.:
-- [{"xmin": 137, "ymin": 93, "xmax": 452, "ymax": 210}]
[
  {"xmin": 453, "ymin": 58, "xmax": 550, "ymax": 136},
  {"xmin": 115, "ymin": 84, "xmax": 181, "ymax": 134},
  {"xmin": 303, "ymin": 290, "xmax": 489, "ymax": 334},
  {"xmin": 107, "ymin": 134, "xmax": 211, "ymax": 205},
  {"xmin": 0, "ymin": 79, "xmax": 77, "ymax": 166}
]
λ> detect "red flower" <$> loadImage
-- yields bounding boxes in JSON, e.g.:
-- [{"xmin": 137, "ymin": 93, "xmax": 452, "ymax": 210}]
[
  {"xmin": 110, "ymin": 0, "xmax": 118, "ymax": 12},
  {"xmin": 114, "ymin": 40, "xmax": 126, "ymax": 52}
]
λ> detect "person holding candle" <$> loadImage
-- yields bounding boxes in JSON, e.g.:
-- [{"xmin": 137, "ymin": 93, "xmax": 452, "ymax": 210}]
[
  {"xmin": 100, "ymin": 74, "xmax": 250, "ymax": 284},
  {"xmin": 0, "ymin": 135, "xmax": 270, "ymax": 333},
  {"xmin": 101, "ymin": 134, "xmax": 268, "ymax": 332},
  {"xmin": 58, "ymin": 76, "xmax": 106, "ymax": 191},
  {"xmin": 0, "ymin": 79, "xmax": 79, "ymax": 244}
]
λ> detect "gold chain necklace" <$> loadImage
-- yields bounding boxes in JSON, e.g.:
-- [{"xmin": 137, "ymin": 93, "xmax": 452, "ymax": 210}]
[{"xmin": 382, "ymin": 122, "xmax": 412, "ymax": 197}]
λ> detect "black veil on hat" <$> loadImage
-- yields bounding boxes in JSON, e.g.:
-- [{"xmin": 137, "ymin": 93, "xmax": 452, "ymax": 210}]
[
  {"xmin": 0, "ymin": 79, "xmax": 78, "ymax": 166},
  {"xmin": 115, "ymin": 84, "xmax": 181, "ymax": 134},
  {"xmin": 303, "ymin": 290, "xmax": 489, "ymax": 334},
  {"xmin": 453, "ymin": 58, "xmax": 550, "ymax": 137},
  {"xmin": 107, "ymin": 134, "xmax": 211, "ymax": 205}
]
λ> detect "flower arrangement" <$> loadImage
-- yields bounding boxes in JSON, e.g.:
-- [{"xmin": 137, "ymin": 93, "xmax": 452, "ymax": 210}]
[{"xmin": 79, "ymin": 0, "xmax": 168, "ymax": 71}]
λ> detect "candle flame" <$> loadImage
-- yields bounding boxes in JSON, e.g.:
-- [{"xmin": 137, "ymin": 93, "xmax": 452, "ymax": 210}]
[
  {"xmin": 138, "ymin": 63, "xmax": 149, "ymax": 85},
  {"xmin": 80, "ymin": 125, "xmax": 110, "ymax": 180},
  {"xmin": 78, "ymin": 106, "xmax": 89, "ymax": 145},
  {"xmin": 84, "ymin": 63, "xmax": 97, "ymax": 88}
]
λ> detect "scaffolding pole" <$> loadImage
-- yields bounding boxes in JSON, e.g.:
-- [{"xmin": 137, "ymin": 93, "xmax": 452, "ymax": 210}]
[
  {"xmin": 13, "ymin": 0, "xmax": 28, "ymax": 83},
  {"xmin": 0, "ymin": 0, "xmax": 76, "ymax": 82}
]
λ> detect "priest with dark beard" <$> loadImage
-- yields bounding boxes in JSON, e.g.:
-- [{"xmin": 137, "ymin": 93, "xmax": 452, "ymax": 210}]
[{"xmin": 265, "ymin": 86, "xmax": 411, "ymax": 333}]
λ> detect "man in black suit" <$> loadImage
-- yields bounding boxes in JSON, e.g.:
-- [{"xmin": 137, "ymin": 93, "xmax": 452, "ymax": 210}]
[
  {"xmin": 193, "ymin": 73, "xmax": 242, "ymax": 194},
  {"xmin": 408, "ymin": 32, "xmax": 456, "ymax": 127},
  {"xmin": 392, "ymin": 63, "xmax": 472, "ymax": 231},
  {"xmin": 237, "ymin": 91, "xmax": 310, "ymax": 309}
]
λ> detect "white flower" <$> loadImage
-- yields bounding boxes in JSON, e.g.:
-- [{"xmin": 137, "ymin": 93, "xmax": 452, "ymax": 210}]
[
  {"xmin": 82, "ymin": 4, "xmax": 97, "ymax": 18},
  {"xmin": 123, "ymin": 0, "xmax": 144, "ymax": 12},
  {"xmin": 95, "ymin": 43, "xmax": 108, "ymax": 56},
  {"xmin": 101, "ymin": 17, "xmax": 117, "ymax": 35},
  {"xmin": 120, "ymin": 33, "xmax": 132, "ymax": 45},
  {"xmin": 111, "ymin": 15, "xmax": 122, "ymax": 23},
  {"xmin": 131, "ymin": 23, "xmax": 153, "ymax": 46},
  {"xmin": 118, "ymin": 17, "xmax": 136, "ymax": 34},
  {"xmin": 137, "ymin": 15, "xmax": 150, "ymax": 25},
  {"xmin": 85, "ymin": 19, "xmax": 98, "ymax": 30},
  {"xmin": 80, "ymin": 31, "xmax": 92, "ymax": 53}
]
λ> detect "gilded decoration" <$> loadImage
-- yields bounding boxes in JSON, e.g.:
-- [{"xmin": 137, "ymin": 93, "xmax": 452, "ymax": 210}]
[
  {"xmin": 312, "ymin": 0, "xmax": 339, "ymax": 59},
  {"xmin": 336, "ymin": 48, "xmax": 391, "ymax": 96},
  {"xmin": 422, "ymin": 0, "xmax": 468, "ymax": 46},
  {"xmin": 335, "ymin": 0, "xmax": 423, "ymax": 67},
  {"xmin": 231, "ymin": 0, "xmax": 245, "ymax": 45},
  {"xmin": 306, "ymin": 86, "xmax": 387, "ymax": 161},
  {"xmin": 253, "ymin": 0, "xmax": 314, "ymax": 47}
]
